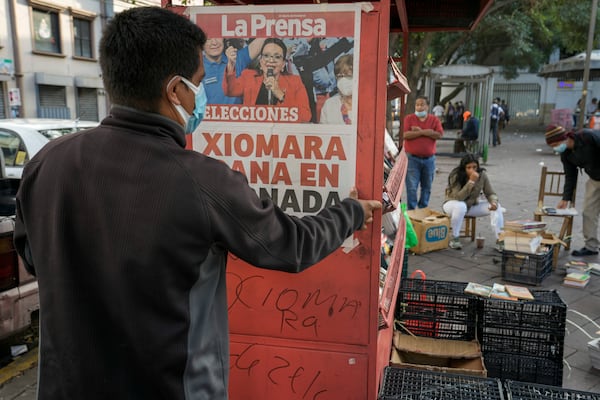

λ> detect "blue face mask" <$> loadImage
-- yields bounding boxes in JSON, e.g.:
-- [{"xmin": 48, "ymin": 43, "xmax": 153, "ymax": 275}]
[
  {"xmin": 553, "ymin": 143, "xmax": 567, "ymax": 153},
  {"xmin": 170, "ymin": 76, "xmax": 207, "ymax": 133},
  {"xmin": 415, "ymin": 110, "xmax": 427, "ymax": 118}
]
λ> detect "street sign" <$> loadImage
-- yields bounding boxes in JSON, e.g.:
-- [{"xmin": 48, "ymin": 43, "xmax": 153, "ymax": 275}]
[{"xmin": 8, "ymin": 88, "xmax": 21, "ymax": 107}]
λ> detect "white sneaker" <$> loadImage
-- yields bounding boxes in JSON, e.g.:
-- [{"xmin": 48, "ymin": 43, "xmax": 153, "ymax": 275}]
[{"xmin": 449, "ymin": 237, "xmax": 462, "ymax": 250}]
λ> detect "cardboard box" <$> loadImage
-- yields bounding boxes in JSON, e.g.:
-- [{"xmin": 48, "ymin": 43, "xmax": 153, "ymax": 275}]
[
  {"xmin": 391, "ymin": 332, "xmax": 487, "ymax": 377},
  {"xmin": 407, "ymin": 208, "xmax": 450, "ymax": 254}
]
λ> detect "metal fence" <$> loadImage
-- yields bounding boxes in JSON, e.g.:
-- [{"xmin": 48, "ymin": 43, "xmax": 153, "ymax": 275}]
[{"xmin": 493, "ymin": 83, "xmax": 541, "ymax": 121}]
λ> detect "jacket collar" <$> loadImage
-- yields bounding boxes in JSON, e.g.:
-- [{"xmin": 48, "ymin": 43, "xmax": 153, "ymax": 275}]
[{"xmin": 103, "ymin": 105, "xmax": 187, "ymax": 148}]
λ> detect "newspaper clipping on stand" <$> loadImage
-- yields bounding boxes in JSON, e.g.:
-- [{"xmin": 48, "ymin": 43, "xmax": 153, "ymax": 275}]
[{"xmin": 188, "ymin": 4, "xmax": 361, "ymax": 217}]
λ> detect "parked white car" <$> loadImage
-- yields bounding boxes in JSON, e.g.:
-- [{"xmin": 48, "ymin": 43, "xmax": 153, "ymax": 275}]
[{"xmin": 0, "ymin": 119, "xmax": 98, "ymax": 179}]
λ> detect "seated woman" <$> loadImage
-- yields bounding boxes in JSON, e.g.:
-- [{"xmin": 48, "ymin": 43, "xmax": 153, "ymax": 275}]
[
  {"xmin": 223, "ymin": 38, "xmax": 312, "ymax": 122},
  {"xmin": 442, "ymin": 153, "xmax": 504, "ymax": 250}
]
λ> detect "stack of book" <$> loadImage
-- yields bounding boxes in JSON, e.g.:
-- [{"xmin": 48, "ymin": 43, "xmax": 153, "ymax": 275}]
[
  {"xmin": 562, "ymin": 261, "xmax": 600, "ymax": 276},
  {"xmin": 503, "ymin": 219, "xmax": 547, "ymax": 232},
  {"xmin": 501, "ymin": 219, "xmax": 547, "ymax": 254},
  {"xmin": 563, "ymin": 272, "xmax": 591, "ymax": 288},
  {"xmin": 464, "ymin": 282, "xmax": 533, "ymax": 301}
]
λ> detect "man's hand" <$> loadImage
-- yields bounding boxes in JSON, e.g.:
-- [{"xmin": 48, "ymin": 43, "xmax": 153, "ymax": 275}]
[
  {"xmin": 557, "ymin": 200, "xmax": 569, "ymax": 209},
  {"xmin": 349, "ymin": 187, "xmax": 382, "ymax": 230}
]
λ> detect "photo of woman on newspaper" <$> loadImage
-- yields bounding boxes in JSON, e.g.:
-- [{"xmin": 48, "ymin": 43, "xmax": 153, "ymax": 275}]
[{"xmin": 223, "ymin": 38, "xmax": 312, "ymax": 122}]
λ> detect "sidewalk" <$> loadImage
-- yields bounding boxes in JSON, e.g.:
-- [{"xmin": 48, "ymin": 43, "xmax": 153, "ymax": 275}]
[
  {"xmin": 410, "ymin": 125, "xmax": 600, "ymax": 393},
  {"xmin": 1, "ymin": 124, "xmax": 599, "ymax": 397}
]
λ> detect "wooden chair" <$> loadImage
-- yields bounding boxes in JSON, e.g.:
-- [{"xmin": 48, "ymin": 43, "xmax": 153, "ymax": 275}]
[
  {"xmin": 460, "ymin": 216, "xmax": 477, "ymax": 242},
  {"xmin": 533, "ymin": 166, "xmax": 577, "ymax": 250}
]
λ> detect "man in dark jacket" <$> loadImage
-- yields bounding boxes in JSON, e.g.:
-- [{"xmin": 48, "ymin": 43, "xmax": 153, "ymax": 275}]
[
  {"xmin": 13, "ymin": 7, "xmax": 381, "ymax": 400},
  {"xmin": 545, "ymin": 125, "xmax": 600, "ymax": 257}
]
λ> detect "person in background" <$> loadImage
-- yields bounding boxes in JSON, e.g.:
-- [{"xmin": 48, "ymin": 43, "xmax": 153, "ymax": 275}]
[
  {"xmin": 14, "ymin": 7, "xmax": 381, "ymax": 399},
  {"xmin": 202, "ymin": 37, "xmax": 265, "ymax": 104},
  {"xmin": 589, "ymin": 109, "xmax": 600, "ymax": 131},
  {"xmin": 432, "ymin": 102, "xmax": 445, "ymax": 125},
  {"xmin": 588, "ymin": 97, "xmax": 598, "ymax": 117},
  {"xmin": 455, "ymin": 101, "xmax": 465, "ymax": 129},
  {"xmin": 402, "ymin": 95, "xmax": 444, "ymax": 210},
  {"xmin": 445, "ymin": 101, "xmax": 455, "ymax": 130},
  {"xmin": 443, "ymin": 153, "xmax": 504, "ymax": 250},
  {"xmin": 319, "ymin": 54, "xmax": 353, "ymax": 124},
  {"xmin": 500, "ymin": 99, "xmax": 510, "ymax": 128},
  {"xmin": 490, "ymin": 97, "xmax": 502, "ymax": 146},
  {"xmin": 460, "ymin": 111, "xmax": 479, "ymax": 141},
  {"xmin": 573, "ymin": 98, "xmax": 582, "ymax": 128},
  {"xmin": 223, "ymin": 38, "xmax": 312, "ymax": 122},
  {"xmin": 545, "ymin": 125, "xmax": 600, "ymax": 257}
]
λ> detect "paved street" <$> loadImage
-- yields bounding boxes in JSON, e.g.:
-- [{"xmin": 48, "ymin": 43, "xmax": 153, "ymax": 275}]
[
  {"xmin": 1, "ymin": 123, "xmax": 599, "ymax": 397},
  {"xmin": 408, "ymin": 124, "xmax": 600, "ymax": 393}
]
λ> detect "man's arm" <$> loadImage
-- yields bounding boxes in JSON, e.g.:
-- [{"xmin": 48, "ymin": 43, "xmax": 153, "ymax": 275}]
[{"xmin": 560, "ymin": 156, "xmax": 578, "ymax": 207}]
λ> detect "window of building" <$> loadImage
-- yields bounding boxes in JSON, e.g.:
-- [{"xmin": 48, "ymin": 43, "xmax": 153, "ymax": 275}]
[
  {"xmin": 32, "ymin": 8, "xmax": 61, "ymax": 54},
  {"xmin": 73, "ymin": 17, "xmax": 93, "ymax": 59},
  {"xmin": 38, "ymin": 85, "xmax": 70, "ymax": 119}
]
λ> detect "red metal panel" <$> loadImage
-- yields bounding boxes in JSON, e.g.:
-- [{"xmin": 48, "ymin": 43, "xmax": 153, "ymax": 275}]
[
  {"xmin": 227, "ymin": 247, "xmax": 373, "ymax": 344},
  {"xmin": 229, "ymin": 340, "xmax": 369, "ymax": 400},
  {"xmin": 171, "ymin": 2, "xmax": 394, "ymax": 398}
]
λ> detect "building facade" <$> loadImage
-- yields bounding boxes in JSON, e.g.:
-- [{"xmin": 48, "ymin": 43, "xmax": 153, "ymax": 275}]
[{"xmin": 0, "ymin": 0, "xmax": 159, "ymax": 121}]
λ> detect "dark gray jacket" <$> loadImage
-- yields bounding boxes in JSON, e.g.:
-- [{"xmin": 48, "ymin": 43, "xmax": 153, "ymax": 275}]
[
  {"xmin": 561, "ymin": 128, "xmax": 600, "ymax": 201},
  {"xmin": 14, "ymin": 106, "xmax": 363, "ymax": 400}
]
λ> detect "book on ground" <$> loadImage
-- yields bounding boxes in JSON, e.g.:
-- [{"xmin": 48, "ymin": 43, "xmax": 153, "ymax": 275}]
[
  {"xmin": 589, "ymin": 263, "xmax": 600, "ymax": 276},
  {"xmin": 562, "ymin": 271, "xmax": 591, "ymax": 289},
  {"xmin": 563, "ymin": 279, "xmax": 590, "ymax": 288},
  {"xmin": 564, "ymin": 272, "xmax": 591, "ymax": 282},
  {"xmin": 505, "ymin": 285, "xmax": 534, "ymax": 300}
]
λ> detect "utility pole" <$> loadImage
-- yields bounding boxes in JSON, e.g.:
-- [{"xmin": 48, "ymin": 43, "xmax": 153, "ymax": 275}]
[{"xmin": 578, "ymin": 0, "xmax": 598, "ymax": 130}]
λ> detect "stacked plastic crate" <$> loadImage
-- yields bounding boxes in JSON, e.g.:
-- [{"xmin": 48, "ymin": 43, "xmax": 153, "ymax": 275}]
[
  {"xmin": 504, "ymin": 380, "xmax": 600, "ymax": 400},
  {"xmin": 378, "ymin": 367, "xmax": 504, "ymax": 400},
  {"xmin": 395, "ymin": 278, "xmax": 478, "ymax": 341},
  {"xmin": 479, "ymin": 290, "xmax": 566, "ymax": 386}
]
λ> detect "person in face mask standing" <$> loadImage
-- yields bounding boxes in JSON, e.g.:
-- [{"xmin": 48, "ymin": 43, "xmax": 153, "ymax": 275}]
[
  {"xmin": 13, "ymin": 7, "xmax": 382, "ymax": 400},
  {"xmin": 319, "ymin": 54, "xmax": 354, "ymax": 124},
  {"xmin": 402, "ymin": 95, "xmax": 444, "ymax": 210},
  {"xmin": 545, "ymin": 125, "xmax": 600, "ymax": 257}
]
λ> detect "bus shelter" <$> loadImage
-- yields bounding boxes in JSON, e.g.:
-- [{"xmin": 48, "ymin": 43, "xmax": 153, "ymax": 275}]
[{"xmin": 425, "ymin": 64, "xmax": 495, "ymax": 162}]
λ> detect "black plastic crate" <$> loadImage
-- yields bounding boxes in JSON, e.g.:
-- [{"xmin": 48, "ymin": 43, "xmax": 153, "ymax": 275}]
[
  {"xmin": 479, "ymin": 326, "xmax": 564, "ymax": 361},
  {"xmin": 484, "ymin": 352, "xmax": 563, "ymax": 387},
  {"xmin": 378, "ymin": 367, "xmax": 504, "ymax": 400},
  {"xmin": 395, "ymin": 279, "xmax": 478, "ymax": 340},
  {"xmin": 479, "ymin": 290, "xmax": 566, "ymax": 333},
  {"xmin": 505, "ymin": 380, "xmax": 600, "ymax": 400},
  {"xmin": 501, "ymin": 246, "xmax": 553, "ymax": 285}
]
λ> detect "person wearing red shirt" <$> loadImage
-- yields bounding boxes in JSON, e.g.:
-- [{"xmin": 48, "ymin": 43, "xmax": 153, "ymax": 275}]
[
  {"xmin": 223, "ymin": 38, "xmax": 312, "ymax": 122},
  {"xmin": 402, "ymin": 95, "xmax": 444, "ymax": 210}
]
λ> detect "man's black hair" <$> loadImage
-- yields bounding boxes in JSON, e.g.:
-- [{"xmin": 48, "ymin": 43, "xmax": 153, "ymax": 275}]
[{"xmin": 99, "ymin": 7, "xmax": 207, "ymax": 111}]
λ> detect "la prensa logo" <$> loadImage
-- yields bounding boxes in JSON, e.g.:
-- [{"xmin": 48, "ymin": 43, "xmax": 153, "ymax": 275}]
[{"xmin": 425, "ymin": 225, "xmax": 448, "ymax": 242}]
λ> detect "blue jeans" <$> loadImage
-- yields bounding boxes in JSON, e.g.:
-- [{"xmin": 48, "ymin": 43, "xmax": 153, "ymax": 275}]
[
  {"xmin": 406, "ymin": 154, "xmax": 436, "ymax": 210},
  {"xmin": 490, "ymin": 118, "xmax": 499, "ymax": 146}
]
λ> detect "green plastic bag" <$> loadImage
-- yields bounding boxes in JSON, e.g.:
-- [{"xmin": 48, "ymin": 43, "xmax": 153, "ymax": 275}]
[{"xmin": 402, "ymin": 203, "xmax": 418, "ymax": 249}]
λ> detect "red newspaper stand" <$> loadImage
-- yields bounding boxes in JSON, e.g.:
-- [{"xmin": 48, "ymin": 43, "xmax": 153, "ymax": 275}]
[{"xmin": 178, "ymin": 2, "xmax": 406, "ymax": 398}]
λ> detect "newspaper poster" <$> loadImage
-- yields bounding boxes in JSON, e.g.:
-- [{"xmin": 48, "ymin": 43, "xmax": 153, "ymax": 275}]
[{"xmin": 187, "ymin": 5, "xmax": 361, "ymax": 217}]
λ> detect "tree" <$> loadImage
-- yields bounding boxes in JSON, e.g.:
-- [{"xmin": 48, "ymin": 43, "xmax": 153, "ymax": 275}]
[{"xmin": 394, "ymin": 0, "xmax": 598, "ymax": 113}]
